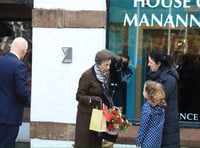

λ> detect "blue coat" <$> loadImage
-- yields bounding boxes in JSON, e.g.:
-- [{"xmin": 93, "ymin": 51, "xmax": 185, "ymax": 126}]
[
  {"xmin": 136, "ymin": 101, "xmax": 165, "ymax": 148},
  {"xmin": 0, "ymin": 52, "xmax": 30, "ymax": 125},
  {"xmin": 146, "ymin": 67, "xmax": 180, "ymax": 147}
]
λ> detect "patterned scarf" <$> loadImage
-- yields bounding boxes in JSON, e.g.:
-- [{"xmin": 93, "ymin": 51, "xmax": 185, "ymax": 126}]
[
  {"xmin": 94, "ymin": 64, "xmax": 107, "ymax": 84},
  {"xmin": 94, "ymin": 64, "xmax": 113, "ymax": 108}
]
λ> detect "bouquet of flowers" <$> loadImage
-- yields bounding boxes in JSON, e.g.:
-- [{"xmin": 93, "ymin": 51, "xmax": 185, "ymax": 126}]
[{"xmin": 103, "ymin": 105, "xmax": 132, "ymax": 132}]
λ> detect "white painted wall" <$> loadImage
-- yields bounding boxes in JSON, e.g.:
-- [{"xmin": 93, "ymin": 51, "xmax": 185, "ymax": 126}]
[
  {"xmin": 28, "ymin": 0, "xmax": 107, "ymax": 146},
  {"xmin": 30, "ymin": 28, "xmax": 106, "ymax": 146},
  {"xmin": 34, "ymin": 0, "xmax": 106, "ymax": 10},
  {"xmin": 31, "ymin": 28, "xmax": 106, "ymax": 123}
]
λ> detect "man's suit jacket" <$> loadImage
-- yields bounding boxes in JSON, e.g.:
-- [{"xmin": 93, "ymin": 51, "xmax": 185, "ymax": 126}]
[{"xmin": 0, "ymin": 52, "xmax": 30, "ymax": 125}]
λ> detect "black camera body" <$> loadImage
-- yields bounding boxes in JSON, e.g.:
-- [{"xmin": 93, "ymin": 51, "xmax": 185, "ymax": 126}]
[{"xmin": 114, "ymin": 59, "xmax": 129, "ymax": 70}]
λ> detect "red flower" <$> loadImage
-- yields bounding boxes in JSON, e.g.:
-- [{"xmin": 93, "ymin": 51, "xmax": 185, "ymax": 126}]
[
  {"xmin": 108, "ymin": 124, "xmax": 115, "ymax": 131},
  {"xmin": 116, "ymin": 117, "xmax": 122, "ymax": 123},
  {"xmin": 111, "ymin": 115, "xmax": 115, "ymax": 119},
  {"xmin": 112, "ymin": 110, "xmax": 118, "ymax": 115},
  {"xmin": 122, "ymin": 122, "xmax": 127, "ymax": 127},
  {"xmin": 106, "ymin": 106, "xmax": 132, "ymax": 132}
]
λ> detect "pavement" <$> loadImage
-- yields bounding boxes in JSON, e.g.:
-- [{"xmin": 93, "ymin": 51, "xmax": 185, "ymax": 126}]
[
  {"xmin": 16, "ymin": 125, "xmax": 200, "ymax": 147},
  {"xmin": 16, "ymin": 141, "xmax": 136, "ymax": 148}
]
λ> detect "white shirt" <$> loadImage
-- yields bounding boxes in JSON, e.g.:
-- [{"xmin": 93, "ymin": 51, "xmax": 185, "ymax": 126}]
[{"xmin": 10, "ymin": 51, "xmax": 20, "ymax": 59}]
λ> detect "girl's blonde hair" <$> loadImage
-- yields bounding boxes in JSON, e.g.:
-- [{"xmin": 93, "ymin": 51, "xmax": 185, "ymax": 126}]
[{"xmin": 144, "ymin": 80, "xmax": 167, "ymax": 108}]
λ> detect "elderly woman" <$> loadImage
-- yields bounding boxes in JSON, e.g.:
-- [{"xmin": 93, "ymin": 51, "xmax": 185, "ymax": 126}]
[{"xmin": 74, "ymin": 49, "xmax": 115, "ymax": 148}]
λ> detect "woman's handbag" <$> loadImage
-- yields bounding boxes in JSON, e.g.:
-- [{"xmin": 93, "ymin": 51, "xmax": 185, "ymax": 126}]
[{"xmin": 89, "ymin": 103, "xmax": 107, "ymax": 132}]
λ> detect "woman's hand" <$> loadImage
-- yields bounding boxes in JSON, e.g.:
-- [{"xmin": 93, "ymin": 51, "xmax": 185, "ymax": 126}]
[{"xmin": 91, "ymin": 96, "xmax": 101, "ymax": 105}]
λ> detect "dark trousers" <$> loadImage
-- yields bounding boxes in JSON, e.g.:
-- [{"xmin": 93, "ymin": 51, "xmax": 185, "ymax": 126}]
[{"xmin": 0, "ymin": 123, "xmax": 19, "ymax": 148}]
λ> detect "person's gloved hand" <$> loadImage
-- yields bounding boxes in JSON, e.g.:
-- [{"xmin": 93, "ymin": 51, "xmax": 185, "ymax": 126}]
[
  {"xmin": 91, "ymin": 96, "xmax": 101, "ymax": 106},
  {"xmin": 109, "ymin": 100, "xmax": 114, "ymax": 108}
]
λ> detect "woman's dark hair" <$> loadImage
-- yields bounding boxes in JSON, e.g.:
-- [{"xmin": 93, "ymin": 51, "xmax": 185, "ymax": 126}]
[
  {"xmin": 95, "ymin": 49, "xmax": 114, "ymax": 65},
  {"xmin": 149, "ymin": 50, "xmax": 172, "ymax": 68}
]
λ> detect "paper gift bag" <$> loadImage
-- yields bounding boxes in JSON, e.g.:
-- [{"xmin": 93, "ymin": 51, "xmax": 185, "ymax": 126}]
[{"xmin": 89, "ymin": 108, "xmax": 106, "ymax": 132}]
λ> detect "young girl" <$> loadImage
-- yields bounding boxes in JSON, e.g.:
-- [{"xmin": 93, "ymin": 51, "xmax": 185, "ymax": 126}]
[{"xmin": 136, "ymin": 80, "xmax": 167, "ymax": 148}]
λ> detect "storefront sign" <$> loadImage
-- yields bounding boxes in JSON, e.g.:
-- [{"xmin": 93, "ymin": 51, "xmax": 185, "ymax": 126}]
[
  {"xmin": 123, "ymin": 0, "xmax": 200, "ymax": 27},
  {"xmin": 180, "ymin": 113, "xmax": 199, "ymax": 121}
]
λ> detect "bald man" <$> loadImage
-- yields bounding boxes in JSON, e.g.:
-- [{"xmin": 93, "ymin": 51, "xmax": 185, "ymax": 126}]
[{"xmin": 0, "ymin": 37, "xmax": 31, "ymax": 147}]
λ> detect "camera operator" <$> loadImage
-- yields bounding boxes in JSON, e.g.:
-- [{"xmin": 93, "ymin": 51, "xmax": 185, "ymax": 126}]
[{"xmin": 109, "ymin": 54, "xmax": 133, "ymax": 114}]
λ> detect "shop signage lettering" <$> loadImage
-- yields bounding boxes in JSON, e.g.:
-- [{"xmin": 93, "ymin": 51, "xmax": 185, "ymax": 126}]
[
  {"xmin": 133, "ymin": 0, "xmax": 195, "ymax": 8},
  {"xmin": 123, "ymin": 13, "xmax": 200, "ymax": 28},
  {"xmin": 180, "ymin": 113, "xmax": 199, "ymax": 121},
  {"xmin": 123, "ymin": 0, "xmax": 200, "ymax": 27}
]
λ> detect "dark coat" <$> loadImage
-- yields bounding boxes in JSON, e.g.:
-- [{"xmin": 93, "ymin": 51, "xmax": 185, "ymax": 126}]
[
  {"xmin": 75, "ymin": 66, "xmax": 110, "ymax": 148},
  {"xmin": 0, "ymin": 52, "xmax": 30, "ymax": 125},
  {"xmin": 146, "ymin": 67, "xmax": 180, "ymax": 148}
]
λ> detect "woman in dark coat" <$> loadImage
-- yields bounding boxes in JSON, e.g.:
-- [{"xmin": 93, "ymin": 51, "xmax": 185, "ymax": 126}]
[
  {"xmin": 146, "ymin": 50, "xmax": 180, "ymax": 148},
  {"xmin": 74, "ymin": 49, "xmax": 114, "ymax": 148}
]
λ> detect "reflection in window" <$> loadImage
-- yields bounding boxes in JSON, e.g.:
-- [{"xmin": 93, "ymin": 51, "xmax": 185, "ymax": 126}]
[
  {"xmin": 108, "ymin": 0, "xmax": 200, "ymax": 123},
  {"xmin": 144, "ymin": 28, "xmax": 200, "ymax": 122}
]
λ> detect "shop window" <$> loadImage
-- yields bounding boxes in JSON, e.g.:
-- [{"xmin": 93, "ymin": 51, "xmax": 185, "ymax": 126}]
[
  {"xmin": 143, "ymin": 28, "xmax": 200, "ymax": 124},
  {"xmin": 107, "ymin": 0, "xmax": 200, "ymax": 125}
]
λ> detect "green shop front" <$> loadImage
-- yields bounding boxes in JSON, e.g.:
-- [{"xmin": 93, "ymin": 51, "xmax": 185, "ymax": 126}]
[{"xmin": 107, "ymin": 0, "xmax": 200, "ymax": 126}]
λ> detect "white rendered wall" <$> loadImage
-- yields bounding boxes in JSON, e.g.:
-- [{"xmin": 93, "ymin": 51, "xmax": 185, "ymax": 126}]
[
  {"xmin": 34, "ymin": 0, "xmax": 106, "ymax": 10},
  {"xmin": 31, "ymin": 28, "xmax": 106, "ymax": 123},
  {"xmin": 29, "ymin": 0, "xmax": 107, "ymax": 146}
]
